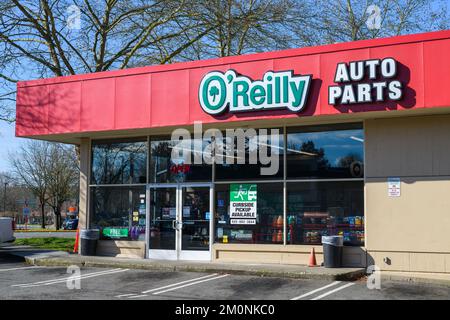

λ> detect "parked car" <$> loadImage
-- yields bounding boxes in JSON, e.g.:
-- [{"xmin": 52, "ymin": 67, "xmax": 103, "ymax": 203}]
[
  {"xmin": 0, "ymin": 217, "xmax": 15, "ymax": 246},
  {"xmin": 63, "ymin": 216, "xmax": 79, "ymax": 230}
]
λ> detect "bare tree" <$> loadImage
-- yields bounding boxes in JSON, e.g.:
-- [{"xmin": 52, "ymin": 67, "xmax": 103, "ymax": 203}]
[
  {"xmin": 9, "ymin": 141, "xmax": 51, "ymax": 228},
  {"xmin": 0, "ymin": 0, "xmax": 207, "ymax": 121},
  {"xmin": 150, "ymin": 0, "xmax": 448, "ymax": 62},
  {"xmin": 307, "ymin": 0, "xmax": 449, "ymax": 44},
  {"xmin": 154, "ymin": 0, "xmax": 316, "ymax": 62},
  {"xmin": 9, "ymin": 141, "xmax": 78, "ymax": 229},
  {"xmin": 0, "ymin": 173, "xmax": 12, "ymax": 216},
  {"xmin": 0, "ymin": 172, "xmax": 37, "ymax": 218},
  {"xmin": 46, "ymin": 144, "xmax": 79, "ymax": 230}
]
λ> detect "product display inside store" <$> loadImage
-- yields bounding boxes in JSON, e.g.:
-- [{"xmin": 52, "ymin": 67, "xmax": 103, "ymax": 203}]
[
  {"xmin": 286, "ymin": 180, "xmax": 365, "ymax": 246},
  {"xmin": 214, "ymin": 181, "xmax": 364, "ymax": 246},
  {"xmin": 215, "ymin": 183, "xmax": 284, "ymax": 244},
  {"xmin": 90, "ymin": 186, "xmax": 147, "ymax": 241}
]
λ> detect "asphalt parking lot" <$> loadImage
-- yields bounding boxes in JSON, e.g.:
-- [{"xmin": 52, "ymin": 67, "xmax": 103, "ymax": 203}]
[{"xmin": 0, "ymin": 252, "xmax": 449, "ymax": 300}]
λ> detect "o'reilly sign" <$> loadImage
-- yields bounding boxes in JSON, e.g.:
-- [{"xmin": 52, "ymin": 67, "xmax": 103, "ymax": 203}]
[{"xmin": 199, "ymin": 69, "xmax": 312, "ymax": 115}]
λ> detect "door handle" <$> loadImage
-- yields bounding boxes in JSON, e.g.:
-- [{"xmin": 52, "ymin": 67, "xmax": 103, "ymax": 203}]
[{"xmin": 172, "ymin": 220, "xmax": 182, "ymax": 231}]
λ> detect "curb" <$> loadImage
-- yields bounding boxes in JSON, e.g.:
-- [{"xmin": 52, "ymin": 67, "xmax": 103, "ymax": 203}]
[
  {"xmin": 381, "ymin": 273, "xmax": 450, "ymax": 287},
  {"xmin": 23, "ymin": 255, "xmax": 366, "ymax": 281}
]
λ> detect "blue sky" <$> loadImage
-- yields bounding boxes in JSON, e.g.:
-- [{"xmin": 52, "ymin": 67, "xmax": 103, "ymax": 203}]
[{"xmin": 0, "ymin": 121, "xmax": 26, "ymax": 172}]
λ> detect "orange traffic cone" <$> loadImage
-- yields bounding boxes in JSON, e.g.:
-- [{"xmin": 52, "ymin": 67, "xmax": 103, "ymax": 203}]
[
  {"xmin": 73, "ymin": 228, "xmax": 80, "ymax": 253},
  {"xmin": 308, "ymin": 247, "xmax": 318, "ymax": 267}
]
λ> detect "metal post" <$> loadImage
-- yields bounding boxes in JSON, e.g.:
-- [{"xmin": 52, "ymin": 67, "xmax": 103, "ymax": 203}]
[{"xmin": 3, "ymin": 182, "xmax": 7, "ymax": 214}]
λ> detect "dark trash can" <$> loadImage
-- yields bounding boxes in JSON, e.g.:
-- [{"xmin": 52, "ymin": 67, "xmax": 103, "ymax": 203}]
[
  {"xmin": 322, "ymin": 236, "xmax": 343, "ymax": 268},
  {"xmin": 80, "ymin": 229, "xmax": 100, "ymax": 256}
]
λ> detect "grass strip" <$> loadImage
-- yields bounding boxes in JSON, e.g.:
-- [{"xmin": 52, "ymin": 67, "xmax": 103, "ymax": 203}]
[{"xmin": 14, "ymin": 237, "xmax": 75, "ymax": 252}]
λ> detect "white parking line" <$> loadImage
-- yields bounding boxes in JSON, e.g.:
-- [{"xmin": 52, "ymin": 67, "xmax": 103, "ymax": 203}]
[
  {"xmin": 13, "ymin": 268, "xmax": 124, "ymax": 287},
  {"xmin": 0, "ymin": 266, "xmax": 40, "ymax": 272},
  {"xmin": 152, "ymin": 274, "xmax": 229, "ymax": 295},
  {"xmin": 115, "ymin": 293, "xmax": 138, "ymax": 298},
  {"xmin": 115, "ymin": 274, "xmax": 221, "ymax": 299},
  {"xmin": 141, "ymin": 273, "xmax": 219, "ymax": 294},
  {"xmin": 126, "ymin": 294, "xmax": 148, "ymax": 299},
  {"xmin": 290, "ymin": 281, "xmax": 342, "ymax": 300},
  {"xmin": 311, "ymin": 282, "xmax": 355, "ymax": 300},
  {"xmin": 12, "ymin": 268, "xmax": 129, "ymax": 288}
]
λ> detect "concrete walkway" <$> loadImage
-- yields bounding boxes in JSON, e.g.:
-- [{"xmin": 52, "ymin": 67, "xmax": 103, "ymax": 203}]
[{"xmin": 9, "ymin": 248, "xmax": 366, "ymax": 281}]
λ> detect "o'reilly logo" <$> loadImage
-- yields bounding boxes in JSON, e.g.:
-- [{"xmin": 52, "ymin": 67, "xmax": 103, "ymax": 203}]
[{"xmin": 199, "ymin": 69, "xmax": 312, "ymax": 115}]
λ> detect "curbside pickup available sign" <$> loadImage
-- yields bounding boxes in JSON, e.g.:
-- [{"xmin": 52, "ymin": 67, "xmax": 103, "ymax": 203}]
[
  {"xmin": 199, "ymin": 69, "xmax": 312, "ymax": 115},
  {"xmin": 230, "ymin": 184, "xmax": 257, "ymax": 225}
]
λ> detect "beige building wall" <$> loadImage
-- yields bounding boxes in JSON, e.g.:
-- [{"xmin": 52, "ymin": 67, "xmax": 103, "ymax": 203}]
[
  {"xmin": 365, "ymin": 114, "xmax": 450, "ymax": 273},
  {"xmin": 213, "ymin": 244, "xmax": 366, "ymax": 267},
  {"xmin": 78, "ymin": 138, "xmax": 90, "ymax": 230}
]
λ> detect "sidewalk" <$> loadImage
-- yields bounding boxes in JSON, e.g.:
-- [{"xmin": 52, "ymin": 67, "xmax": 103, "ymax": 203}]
[
  {"xmin": 13, "ymin": 249, "xmax": 366, "ymax": 281},
  {"xmin": 14, "ymin": 229, "xmax": 76, "ymax": 233}
]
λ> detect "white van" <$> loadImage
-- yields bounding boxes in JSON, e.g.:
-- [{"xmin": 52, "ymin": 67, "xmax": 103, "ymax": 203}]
[{"xmin": 0, "ymin": 217, "xmax": 15, "ymax": 246}]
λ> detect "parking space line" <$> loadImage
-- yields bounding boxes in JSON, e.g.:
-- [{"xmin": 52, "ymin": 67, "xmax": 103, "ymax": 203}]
[
  {"xmin": 115, "ymin": 293, "xmax": 138, "ymax": 298},
  {"xmin": 12, "ymin": 268, "xmax": 124, "ymax": 287},
  {"xmin": 152, "ymin": 274, "xmax": 229, "ymax": 295},
  {"xmin": 311, "ymin": 282, "xmax": 355, "ymax": 300},
  {"xmin": 126, "ymin": 294, "xmax": 148, "ymax": 299},
  {"xmin": 290, "ymin": 281, "xmax": 342, "ymax": 300},
  {"xmin": 0, "ymin": 266, "xmax": 40, "ymax": 272},
  {"xmin": 12, "ymin": 268, "xmax": 129, "ymax": 288},
  {"xmin": 141, "ymin": 273, "xmax": 219, "ymax": 294}
]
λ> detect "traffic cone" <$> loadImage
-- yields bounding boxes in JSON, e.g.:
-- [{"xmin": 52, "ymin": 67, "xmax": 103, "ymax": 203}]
[
  {"xmin": 308, "ymin": 247, "xmax": 318, "ymax": 267},
  {"xmin": 73, "ymin": 228, "xmax": 80, "ymax": 253}
]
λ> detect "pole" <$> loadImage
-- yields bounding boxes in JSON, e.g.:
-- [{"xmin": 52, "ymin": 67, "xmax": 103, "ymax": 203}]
[{"xmin": 3, "ymin": 182, "xmax": 7, "ymax": 215}]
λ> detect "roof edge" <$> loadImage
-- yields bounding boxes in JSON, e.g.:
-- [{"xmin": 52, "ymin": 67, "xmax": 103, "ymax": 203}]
[{"xmin": 17, "ymin": 29, "xmax": 450, "ymax": 88}]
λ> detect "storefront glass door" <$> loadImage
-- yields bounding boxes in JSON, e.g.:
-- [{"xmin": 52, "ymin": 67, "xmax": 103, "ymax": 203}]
[{"xmin": 147, "ymin": 183, "xmax": 212, "ymax": 261}]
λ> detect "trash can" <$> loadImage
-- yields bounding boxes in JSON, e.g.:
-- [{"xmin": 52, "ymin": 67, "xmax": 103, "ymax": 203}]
[
  {"xmin": 79, "ymin": 229, "xmax": 100, "ymax": 256},
  {"xmin": 322, "ymin": 235, "xmax": 343, "ymax": 268}
]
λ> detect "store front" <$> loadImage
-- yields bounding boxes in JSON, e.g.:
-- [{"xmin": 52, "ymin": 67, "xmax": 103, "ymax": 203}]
[
  {"xmin": 85, "ymin": 123, "xmax": 364, "ymax": 261},
  {"xmin": 15, "ymin": 30, "xmax": 450, "ymax": 274}
]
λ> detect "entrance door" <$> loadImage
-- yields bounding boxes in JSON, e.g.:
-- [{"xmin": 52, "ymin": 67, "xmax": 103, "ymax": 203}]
[
  {"xmin": 179, "ymin": 185, "xmax": 212, "ymax": 260},
  {"xmin": 147, "ymin": 184, "xmax": 212, "ymax": 261},
  {"xmin": 148, "ymin": 185, "xmax": 178, "ymax": 260}
]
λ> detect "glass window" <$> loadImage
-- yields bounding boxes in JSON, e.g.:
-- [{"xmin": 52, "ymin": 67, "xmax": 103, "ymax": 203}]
[
  {"xmin": 91, "ymin": 139, "xmax": 147, "ymax": 184},
  {"xmin": 286, "ymin": 124, "xmax": 364, "ymax": 179},
  {"xmin": 149, "ymin": 137, "xmax": 212, "ymax": 183},
  {"xmin": 214, "ymin": 183, "xmax": 283, "ymax": 244},
  {"xmin": 149, "ymin": 187, "xmax": 176, "ymax": 250},
  {"xmin": 286, "ymin": 181, "xmax": 364, "ymax": 246},
  {"xmin": 90, "ymin": 186, "xmax": 146, "ymax": 241},
  {"xmin": 215, "ymin": 128, "xmax": 284, "ymax": 181}
]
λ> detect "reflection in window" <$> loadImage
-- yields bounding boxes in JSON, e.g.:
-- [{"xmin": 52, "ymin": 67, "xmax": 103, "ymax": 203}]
[
  {"xmin": 286, "ymin": 181, "xmax": 364, "ymax": 246},
  {"xmin": 149, "ymin": 137, "xmax": 212, "ymax": 183},
  {"xmin": 215, "ymin": 128, "xmax": 284, "ymax": 180},
  {"xmin": 90, "ymin": 186, "xmax": 146, "ymax": 241},
  {"xmin": 287, "ymin": 124, "xmax": 364, "ymax": 179},
  {"xmin": 215, "ymin": 183, "xmax": 283, "ymax": 244},
  {"xmin": 91, "ymin": 139, "xmax": 147, "ymax": 184}
]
